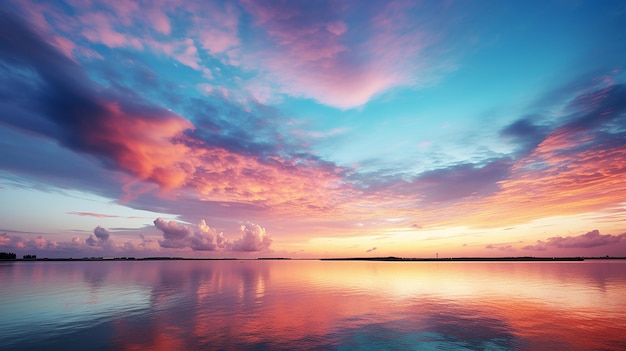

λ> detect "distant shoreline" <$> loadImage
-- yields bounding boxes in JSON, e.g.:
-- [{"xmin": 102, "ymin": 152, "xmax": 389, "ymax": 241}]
[
  {"xmin": 320, "ymin": 256, "xmax": 595, "ymax": 262},
  {"xmin": 2, "ymin": 256, "xmax": 625, "ymax": 262}
]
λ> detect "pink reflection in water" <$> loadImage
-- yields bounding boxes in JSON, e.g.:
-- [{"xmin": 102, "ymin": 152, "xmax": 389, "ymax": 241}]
[{"xmin": 1, "ymin": 260, "xmax": 625, "ymax": 350}]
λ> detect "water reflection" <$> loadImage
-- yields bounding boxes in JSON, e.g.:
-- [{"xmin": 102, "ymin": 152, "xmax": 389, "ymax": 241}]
[{"xmin": 1, "ymin": 260, "xmax": 625, "ymax": 350}]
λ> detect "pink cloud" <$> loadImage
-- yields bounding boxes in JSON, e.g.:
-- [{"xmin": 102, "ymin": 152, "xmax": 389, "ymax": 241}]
[
  {"xmin": 81, "ymin": 102, "xmax": 194, "ymax": 191},
  {"xmin": 101, "ymin": 0, "xmax": 140, "ymax": 25},
  {"xmin": 154, "ymin": 218, "xmax": 270, "ymax": 252},
  {"xmin": 80, "ymin": 12, "xmax": 143, "ymax": 49},
  {"xmin": 149, "ymin": 9, "xmax": 171, "ymax": 35},
  {"xmin": 10, "ymin": 20, "xmax": 346, "ymax": 212},
  {"xmin": 147, "ymin": 38, "xmax": 202, "ymax": 70},
  {"xmin": 53, "ymin": 35, "xmax": 76, "ymax": 59},
  {"xmin": 239, "ymin": 0, "xmax": 441, "ymax": 108},
  {"xmin": 485, "ymin": 244, "xmax": 515, "ymax": 252},
  {"xmin": 198, "ymin": 28, "xmax": 240, "ymax": 55},
  {"xmin": 13, "ymin": 0, "xmax": 448, "ymax": 110},
  {"xmin": 66, "ymin": 212, "xmax": 145, "ymax": 219},
  {"xmin": 524, "ymin": 230, "xmax": 626, "ymax": 251},
  {"xmin": 230, "ymin": 222, "xmax": 272, "ymax": 252},
  {"xmin": 67, "ymin": 211, "xmax": 118, "ymax": 218},
  {"xmin": 413, "ymin": 81, "xmax": 626, "ymax": 230},
  {"xmin": 0, "ymin": 233, "xmax": 58, "ymax": 251},
  {"xmin": 326, "ymin": 21, "xmax": 347, "ymax": 36},
  {"xmin": 190, "ymin": 1, "xmax": 240, "ymax": 55},
  {"xmin": 23, "ymin": 1, "xmax": 208, "ymax": 72}
]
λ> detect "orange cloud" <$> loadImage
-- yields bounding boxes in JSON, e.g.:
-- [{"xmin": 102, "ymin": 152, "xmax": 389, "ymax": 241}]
[{"xmin": 424, "ymin": 126, "xmax": 626, "ymax": 229}]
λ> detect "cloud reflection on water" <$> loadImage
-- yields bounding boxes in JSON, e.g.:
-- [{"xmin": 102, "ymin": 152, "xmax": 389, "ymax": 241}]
[{"xmin": 1, "ymin": 260, "xmax": 625, "ymax": 350}]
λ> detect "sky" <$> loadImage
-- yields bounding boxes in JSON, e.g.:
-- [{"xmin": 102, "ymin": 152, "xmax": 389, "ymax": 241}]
[{"xmin": 1, "ymin": 0, "xmax": 625, "ymax": 258}]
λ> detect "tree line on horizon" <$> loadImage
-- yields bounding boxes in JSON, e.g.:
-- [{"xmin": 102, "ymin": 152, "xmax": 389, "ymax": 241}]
[
  {"xmin": 0, "ymin": 252, "xmax": 16, "ymax": 259},
  {"xmin": 0, "ymin": 252, "xmax": 37, "ymax": 259}
]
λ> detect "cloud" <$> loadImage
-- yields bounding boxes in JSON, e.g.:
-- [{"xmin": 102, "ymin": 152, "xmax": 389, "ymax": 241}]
[
  {"xmin": 0, "ymin": 228, "xmax": 160, "ymax": 258},
  {"xmin": 154, "ymin": 218, "xmax": 271, "ymax": 252},
  {"xmin": 366, "ymin": 246, "xmax": 377, "ymax": 253},
  {"xmin": 410, "ymin": 159, "xmax": 512, "ymax": 203},
  {"xmin": 79, "ymin": 12, "xmax": 143, "ymax": 50},
  {"xmin": 229, "ymin": 222, "xmax": 272, "ymax": 252},
  {"xmin": 86, "ymin": 225, "xmax": 112, "ymax": 247},
  {"xmin": 190, "ymin": 1, "xmax": 240, "ymax": 56},
  {"xmin": 7, "ymin": 0, "xmax": 455, "ymax": 111},
  {"xmin": 67, "ymin": 212, "xmax": 119, "ymax": 218},
  {"xmin": 523, "ymin": 230, "xmax": 626, "ymax": 251},
  {"xmin": 0, "ymin": 10, "xmax": 347, "ymax": 212},
  {"xmin": 239, "ymin": 0, "xmax": 451, "ymax": 108},
  {"xmin": 66, "ymin": 212, "xmax": 145, "ymax": 219},
  {"xmin": 0, "ymin": 10, "xmax": 194, "ymax": 188},
  {"xmin": 0, "ymin": 232, "xmax": 58, "ymax": 251},
  {"xmin": 350, "ymin": 158, "xmax": 512, "ymax": 206},
  {"xmin": 154, "ymin": 217, "xmax": 227, "ymax": 251},
  {"xmin": 154, "ymin": 218, "xmax": 194, "ymax": 248},
  {"xmin": 93, "ymin": 226, "xmax": 110, "ymax": 241},
  {"xmin": 423, "ymin": 75, "xmax": 626, "ymax": 228},
  {"xmin": 485, "ymin": 244, "xmax": 515, "ymax": 252},
  {"xmin": 500, "ymin": 117, "xmax": 548, "ymax": 155}
]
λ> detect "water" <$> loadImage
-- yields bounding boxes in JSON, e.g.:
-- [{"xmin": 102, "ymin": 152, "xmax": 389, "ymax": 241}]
[{"xmin": 1, "ymin": 260, "xmax": 625, "ymax": 350}]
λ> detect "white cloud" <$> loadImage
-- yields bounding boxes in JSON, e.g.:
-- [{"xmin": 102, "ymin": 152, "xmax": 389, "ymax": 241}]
[
  {"xmin": 229, "ymin": 222, "xmax": 272, "ymax": 252},
  {"xmin": 154, "ymin": 218, "xmax": 272, "ymax": 252}
]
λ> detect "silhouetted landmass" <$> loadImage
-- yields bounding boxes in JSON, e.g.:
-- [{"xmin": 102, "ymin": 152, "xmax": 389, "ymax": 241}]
[
  {"xmin": 0, "ymin": 252, "xmax": 17, "ymax": 259},
  {"xmin": 3, "ymin": 255, "xmax": 625, "ymax": 262},
  {"xmin": 321, "ymin": 256, "xmax": 588, "ymax": 262}
]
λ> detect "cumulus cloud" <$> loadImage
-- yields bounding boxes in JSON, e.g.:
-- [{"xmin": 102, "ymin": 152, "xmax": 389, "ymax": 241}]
[
  {"xmin": 0, "ymin": 229, "xmax": 164, "ymax": 258},
  {"xmin": 86, "ymin": 225, "xmax": 112, "ymax": 246},
  {"xmin": 523, "ymin": 230, "xmax": 626, "ymax": 251},
  {"xmin": 154, "ymin": 217, "xmax": 228, "ymax": 251},
  {"xmin": 0, "ymin": 232, "xmax": 57, "ymax": 251},
  {"xmin": 154, "ymin": 218, "xmax": 271, "ymax": 252},
  {"xmin": 229, "ymin": 222, "xmax": 272, "ymax": 252},
  {"xmin": 94, "ymin": 226, "xmax": 110, "ymax": 241}
]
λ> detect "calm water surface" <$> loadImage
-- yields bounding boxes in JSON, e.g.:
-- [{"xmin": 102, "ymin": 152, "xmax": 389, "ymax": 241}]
[{"xmin": 1, "ymin": 260, "xmax": 625, "ymax": 350}]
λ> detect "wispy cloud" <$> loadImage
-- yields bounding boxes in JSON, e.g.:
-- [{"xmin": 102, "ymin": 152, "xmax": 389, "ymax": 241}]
[{"xmin": 66, "ymin": 212, "xmax": 146, "ymax": 219}]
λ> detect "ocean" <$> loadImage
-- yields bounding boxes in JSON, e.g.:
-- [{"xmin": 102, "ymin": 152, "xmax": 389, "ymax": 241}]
[{"xmin": 1, "ymin": 259, "xmax": 625, "ymax": 350}]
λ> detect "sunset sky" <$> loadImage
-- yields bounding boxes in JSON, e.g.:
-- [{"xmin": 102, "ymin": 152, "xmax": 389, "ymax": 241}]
[{"xmin": 1, "ymin": 0, "xmax": 625, "ymax": 258}]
